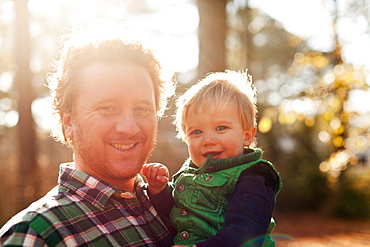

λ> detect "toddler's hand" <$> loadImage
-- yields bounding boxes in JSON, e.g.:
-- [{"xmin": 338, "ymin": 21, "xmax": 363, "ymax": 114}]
[
  {"xmin": 172, "ymin": 245, "xmax": 195, "ymax": 247},
  {"xmin": 142, "ymin": 163, "xmax": 169, "ymax": 195}
]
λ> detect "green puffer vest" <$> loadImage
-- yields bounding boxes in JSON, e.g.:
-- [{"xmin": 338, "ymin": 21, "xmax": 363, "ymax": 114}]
[{"xmin": 170, "ymin": 148, "xmax": 281, "ymax": 246}]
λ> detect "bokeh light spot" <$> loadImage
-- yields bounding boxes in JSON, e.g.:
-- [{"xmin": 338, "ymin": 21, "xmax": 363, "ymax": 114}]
[{"xmin": 258, "ymin": 117, "xmax": 272, "ymax": 133}]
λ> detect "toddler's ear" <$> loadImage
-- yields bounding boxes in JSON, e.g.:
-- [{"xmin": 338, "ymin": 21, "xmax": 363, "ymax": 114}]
[{"xmin": 244, "ymin": 126, "xmax": 256, "ymax": 147}]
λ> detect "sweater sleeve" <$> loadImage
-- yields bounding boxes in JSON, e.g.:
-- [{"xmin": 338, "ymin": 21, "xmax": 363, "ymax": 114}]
[
  {"xmin": 195, "ymin": 164, "xmax": 279, "ymax": 247},
  {"xmin": 148, "ymin": 183, "xmax": 175, "ymax": 218}
]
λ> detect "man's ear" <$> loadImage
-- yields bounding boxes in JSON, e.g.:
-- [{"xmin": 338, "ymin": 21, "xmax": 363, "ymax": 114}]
[
  {"xmin": 244, "ymin": 126, "xmax": 257, "ymax": 147},
  {"xmin": 60, "ymin": 112, "xmax": 74, "ymax": 140}
]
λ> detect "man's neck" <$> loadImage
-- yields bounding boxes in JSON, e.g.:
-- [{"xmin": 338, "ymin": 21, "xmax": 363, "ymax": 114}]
[{"xmin": 73, "ymin": 161, "xmax": 136, "ymax": 192}]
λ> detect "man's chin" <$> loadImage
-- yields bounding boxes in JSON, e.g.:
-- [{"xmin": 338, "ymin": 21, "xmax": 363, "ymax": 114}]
[{"xmin": 110, "ymin": 164, "xmax": 143, "ymax": 179}]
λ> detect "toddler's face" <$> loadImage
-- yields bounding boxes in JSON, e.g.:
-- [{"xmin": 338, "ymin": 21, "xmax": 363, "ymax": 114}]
[{"xmin": 184, "ymin": 101, "xmax": 256, "ymax": 167}]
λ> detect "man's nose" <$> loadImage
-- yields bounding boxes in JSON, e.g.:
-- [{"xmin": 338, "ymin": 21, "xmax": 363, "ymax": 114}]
[{"xmin": 115, "ymin": 111, "xmax": 140, "ymax": 136}]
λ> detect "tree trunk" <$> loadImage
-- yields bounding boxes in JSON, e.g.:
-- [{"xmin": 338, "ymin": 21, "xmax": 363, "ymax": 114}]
[
  {"xmin": 14, "ymin": 0, "xmax": 39, "ymax": 210},
  {"xmin": 197, "ymin": 0, "xmax": 227, "ymax": 78}
]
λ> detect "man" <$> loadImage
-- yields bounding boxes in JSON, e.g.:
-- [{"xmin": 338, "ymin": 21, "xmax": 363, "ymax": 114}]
[{"xmin": 0, "ymin": 21, "xmax": 175, "ymax": 246}]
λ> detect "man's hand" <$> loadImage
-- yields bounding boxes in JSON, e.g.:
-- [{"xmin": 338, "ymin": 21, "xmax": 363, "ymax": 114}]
[{"xmin": 142, "ymin": 163, "xmax": 169, "ymax": 195}]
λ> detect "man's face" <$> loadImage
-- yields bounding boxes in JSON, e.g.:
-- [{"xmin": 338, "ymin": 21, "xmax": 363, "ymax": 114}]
[{"xmin": 62, "ymin": 62, "xmax": 157, "ymax": 190}]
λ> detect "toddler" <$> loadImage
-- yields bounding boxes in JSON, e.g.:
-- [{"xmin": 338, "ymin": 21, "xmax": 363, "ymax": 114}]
[{"xmin": 143, "ymin": 70, "xmax": 282, "ymax": 247}]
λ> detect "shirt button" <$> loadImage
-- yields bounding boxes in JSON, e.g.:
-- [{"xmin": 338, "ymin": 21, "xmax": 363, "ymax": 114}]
[
  {"xmin": 180, "ymin": 208, "xmax": 189, "ymax": 216},
  {"xmin": 205, "ymin": 176, "xmax": 213, "ymax": 182},
  {"xmin": 120, "ymin": 192, "xmax": 135, "ymax": 199},
  {"xmin": 176, "ymin": 184, "xmax": 185, "ymax": 193},
  {"xmin": 180, "ymin": 231, "xmax": 189, "ymax": 240}
]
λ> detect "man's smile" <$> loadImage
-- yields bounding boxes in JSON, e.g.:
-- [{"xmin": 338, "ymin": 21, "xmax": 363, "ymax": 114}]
[{"xmin": 111, "ymin": 143, "xmax": 136, "ymax": 151}]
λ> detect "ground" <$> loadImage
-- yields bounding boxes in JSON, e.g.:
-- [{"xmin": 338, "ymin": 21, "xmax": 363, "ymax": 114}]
[{"xmin": 273, "ymin": 212, "xmax": 370, "ymax": 246}]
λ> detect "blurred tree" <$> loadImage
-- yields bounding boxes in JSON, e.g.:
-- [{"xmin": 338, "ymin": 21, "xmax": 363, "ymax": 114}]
[
  {"xmin": 14, "ymin": 0, "xmax": 39, "ymax": 211},
  {"xmin": 197, "ymin": 0, "xmax": 227, "ymax": 78}
]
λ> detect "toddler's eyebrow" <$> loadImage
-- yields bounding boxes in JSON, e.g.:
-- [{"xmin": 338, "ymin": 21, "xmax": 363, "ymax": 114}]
[{"xmin": 216, "ymin": 120, "xmax": 233, "ymax": 125}]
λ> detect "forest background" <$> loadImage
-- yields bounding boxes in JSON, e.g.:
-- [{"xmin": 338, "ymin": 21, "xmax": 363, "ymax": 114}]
[{"xmin": 0, "ymin": 0, "xmax": 370, "ymax": 243}]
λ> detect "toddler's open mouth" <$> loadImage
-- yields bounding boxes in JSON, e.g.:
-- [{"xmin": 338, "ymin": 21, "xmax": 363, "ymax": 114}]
[{"xmin": 203, "ymin": 152, "xmax": 222, "ymax": 159}]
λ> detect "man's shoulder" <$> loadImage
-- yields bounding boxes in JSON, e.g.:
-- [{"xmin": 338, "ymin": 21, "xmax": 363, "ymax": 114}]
[{"xmin": 0, "ymin": 186, "xmax": 73, "ymax": 236}]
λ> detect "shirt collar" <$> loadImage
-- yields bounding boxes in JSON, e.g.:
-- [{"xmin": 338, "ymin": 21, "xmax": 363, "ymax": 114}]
[
  {"xmin": 57, "ymin": 163, "xmax": 144, "ymax": 211},
  {"xmin": 187, "ymin": 148, "xmax": 263, "ymax": 174}
]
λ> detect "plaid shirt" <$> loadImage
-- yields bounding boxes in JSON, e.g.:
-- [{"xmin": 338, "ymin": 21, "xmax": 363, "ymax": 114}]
[{"xmin": 0, "ymin": 163, "xmax": 174, "ymax": 247}]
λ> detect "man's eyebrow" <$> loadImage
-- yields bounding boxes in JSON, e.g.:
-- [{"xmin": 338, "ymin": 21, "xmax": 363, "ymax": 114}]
[
  {"xmin": 92, "ymin": 98, "xmax": 155, "ymax": 105},
  {"xmin": 138, "ymin": 99, "xmax": 156, "ymax": 105},
  {"xmin": 95, "ymin": 98, "xmax": 114, "ymax": 103}
]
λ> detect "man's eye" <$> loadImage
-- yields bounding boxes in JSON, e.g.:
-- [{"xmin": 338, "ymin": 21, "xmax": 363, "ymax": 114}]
[
  {"xmin": 216, "ymin": 126, "xmax": 227, "ymax": 131},
  {"xmin": 135, "ymin": 106, "xmax": 151, "ymax": 115},
  {"xmin": 191, "ymin": 129, "xmax": 202, "ymax": 135},
  {"xmin": 100, "ymin": 106, "xmax": 116, "ymax": 111}
]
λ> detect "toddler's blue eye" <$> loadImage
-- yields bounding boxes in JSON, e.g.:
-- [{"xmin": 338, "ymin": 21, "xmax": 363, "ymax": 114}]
[
  {"xmin": 192, "ymin": 129, "xmax": 202, "ymax": 135},
  {"xmin": 216, "ymin": 126, "xmax": 227, "ymax": 131}
]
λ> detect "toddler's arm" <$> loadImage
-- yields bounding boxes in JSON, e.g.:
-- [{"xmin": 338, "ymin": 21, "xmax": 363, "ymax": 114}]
[
  {"xmin": 142, "ymin": 163, "xmax": 169, "ymax": 195},
  {"xmin": 194, "ymin": 162, "xmax": 279, "ymax": 247}
]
